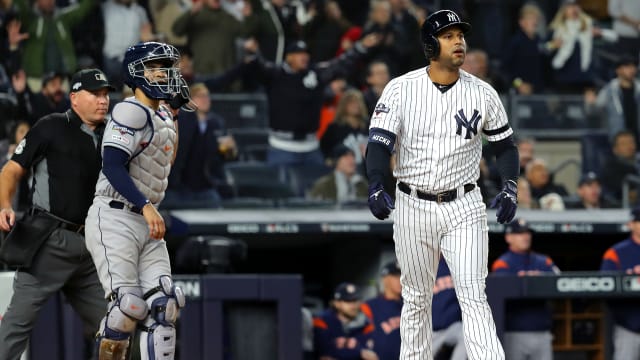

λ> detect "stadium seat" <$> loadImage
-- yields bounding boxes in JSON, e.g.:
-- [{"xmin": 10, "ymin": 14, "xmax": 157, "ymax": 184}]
[
  {"xmin": 285, "ymin": 164, "xmax": 333, "ymax": 197},
  {"xmin": 210, "ymin": 93, "xmax": 269, "ymax": 129},
  {"xmin": 224, "ymin": 162, "xmax": 294, "ymax": 199},
  {"xmin": 228, "ymin": 128, "xmax": 269, "ymax": 162}
]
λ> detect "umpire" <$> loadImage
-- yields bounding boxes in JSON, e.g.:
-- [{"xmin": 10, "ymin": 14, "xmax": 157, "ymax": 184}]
[{"xmin": 0, "ymin": 68, "xmax": 113, "ymax": 359}]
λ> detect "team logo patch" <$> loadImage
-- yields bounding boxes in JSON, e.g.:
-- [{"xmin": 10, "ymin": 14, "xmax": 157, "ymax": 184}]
[
  {"xmin": 374, "ymin": 103, "xmax": 390, "ymax": 115},
  {"xmin": 454, "ymin": 109, "xmax": 481, "ymax": 139},
  {"xmin": 111, "ymin": 125, "xmax": 134, "ymax": 136},
  {"xmin": 14, "ymin": 139, "xmax": 26, "ymax": 154},
  {"xmin": 111, "ymin": 134, "xmax": 130, "ymax": 145},
  {"xmin": 302, "ymin": 71, "xmax": 318, "ymax": 89},
  {"xmin": 72, "ymin": 82, "xmax": 82, "ymax": 90}
]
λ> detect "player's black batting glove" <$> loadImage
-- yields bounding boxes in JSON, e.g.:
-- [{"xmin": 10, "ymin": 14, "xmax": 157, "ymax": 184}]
[
  {"xmin": 368, "ymin": 182, "xmax": 394, "ymax": 220},
  {"xmin": 490, "ymin": 180, "xmax": 518, "ymax": 224}
]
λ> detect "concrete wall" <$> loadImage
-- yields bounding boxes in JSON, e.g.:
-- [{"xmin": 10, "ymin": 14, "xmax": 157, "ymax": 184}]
[{"xmin": 532, "ymin": 140, "xmax": 582, "ymax": 195}]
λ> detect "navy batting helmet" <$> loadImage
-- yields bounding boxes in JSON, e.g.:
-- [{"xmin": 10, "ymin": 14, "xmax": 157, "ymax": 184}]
[
  {"xmin": 421, "ymin": 10, "xmax": 471, "ymax": 60},
  {"xmin": 122, "ymin": 42, "xmax": 182, "ymax": 100}
]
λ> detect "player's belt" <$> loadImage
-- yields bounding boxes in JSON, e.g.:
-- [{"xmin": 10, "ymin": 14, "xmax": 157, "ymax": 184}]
[
  {"xmin": 397, "ymin": 182, "xmax": 475, "ymax": 203},
  {"xmin": 30, "ymin": 207, "xmax": 85, "ymax": 234},
  {"xmin": 109, "ymin": 200, "xmax": 143, "ymax": 215}
]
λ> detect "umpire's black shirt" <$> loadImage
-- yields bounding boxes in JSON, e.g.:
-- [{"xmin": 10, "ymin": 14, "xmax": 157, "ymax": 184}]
[{"xmin": 11, "ymin": 109, "xmax": 104, "ymax": 224}]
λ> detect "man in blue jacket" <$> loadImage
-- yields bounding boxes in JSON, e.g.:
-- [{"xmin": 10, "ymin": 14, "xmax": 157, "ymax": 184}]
[
  {"xmin": 491, "ymin": 218, "xmax": 560, "ymax": 360},
  {"xmin": 600, "ymin": 207, "xmax": 640, "ymax": 360},
  {"xmin": 313, "ymin": 282, "xmax": 378, "ymax": 359},
  {"xmin": 361, "ymin": 261, "xmax": 402, "ymax": 359}
]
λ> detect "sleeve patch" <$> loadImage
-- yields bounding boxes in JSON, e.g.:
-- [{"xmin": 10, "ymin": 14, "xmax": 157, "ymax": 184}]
[
  {"xmin": 111, "ymin": 134, "xmax": 130, "ymax": 145},
  {"xmin": 374, "ymin": 103, "xmax": 390, "ymax": 115},
  {"xmin": 368, "ymin": 127, "xmax": 396, "ymax": 152},
  {"xmin": 14, "ymin": 139, "xmax": 26, "ymax": 154},
  {"xmin": 111, "ymin": 124, "xmax": 135, "ymax": 136}
]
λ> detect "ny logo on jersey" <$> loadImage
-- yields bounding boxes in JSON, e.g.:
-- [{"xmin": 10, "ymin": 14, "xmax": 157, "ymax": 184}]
[{"xmin": 454, "ymin": 109, "xmax": 481, "ymax": 139}]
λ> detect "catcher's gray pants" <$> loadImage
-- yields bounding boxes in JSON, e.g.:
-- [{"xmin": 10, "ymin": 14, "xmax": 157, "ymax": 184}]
[{"xmin": 0, "ymin": 229, "xmax": 106, "ymax": 360}]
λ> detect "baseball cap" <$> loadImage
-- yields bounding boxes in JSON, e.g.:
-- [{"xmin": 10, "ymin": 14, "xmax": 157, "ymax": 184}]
[
  {"xmin": 333, "ymin": 282, "xmax": 362, "ymax": 301},
  {"xmin": 69, "ymin": 69, "xmax": 115, "ymax": 93},
  {"xmin": 285, "ymin": 41, "xmax": 310, "ymax": 55},
  {"xmin": 505, "ymin": 218, "xmax": 532, "ymax": 234},
  {"xmin": 331, "ymin": 144, "xmax": 355, "ymax": 161},
  {"xmin": 578, "ymin": 172, "xmax": 599, "ymax": 187},
  {"xmin": 380, "ymin": 261, "xmax": 401, "ymax": 276}
]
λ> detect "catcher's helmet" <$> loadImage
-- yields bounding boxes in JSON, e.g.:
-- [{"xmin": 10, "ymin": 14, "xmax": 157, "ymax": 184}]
[
  {"xmin": 421, "ymin": 10, "xmax": 471, "ymax": 60},
  {"xmin": 122, "ymin": 42, "xmax": 182, "ymax": 100}
]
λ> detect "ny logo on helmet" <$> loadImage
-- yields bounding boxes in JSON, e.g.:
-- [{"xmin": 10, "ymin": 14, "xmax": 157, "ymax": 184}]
[{"xmin": 455, "ymin": 109, "xmax": 481, "ymax": 139}]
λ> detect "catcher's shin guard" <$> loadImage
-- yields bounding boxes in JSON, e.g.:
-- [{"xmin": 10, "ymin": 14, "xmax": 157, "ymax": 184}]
[
  {"xmin": 97, "ymin": 287, "xmax": 149, "ymax": 360},
  {"xmin": 139, "ymin": 276, "xmax": 186, "ymax": 360}
]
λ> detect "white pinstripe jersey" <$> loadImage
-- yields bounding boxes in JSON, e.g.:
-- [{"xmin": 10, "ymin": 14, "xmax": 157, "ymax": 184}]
[{"xmin": 369, "ymin": 67, "xmax": 512, "ymax": 192}]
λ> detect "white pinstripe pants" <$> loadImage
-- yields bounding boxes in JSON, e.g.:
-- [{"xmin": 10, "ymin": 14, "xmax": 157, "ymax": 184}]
[{"xmin": 393, "ymin": 187, "xmax": 504, "ymax": 360}]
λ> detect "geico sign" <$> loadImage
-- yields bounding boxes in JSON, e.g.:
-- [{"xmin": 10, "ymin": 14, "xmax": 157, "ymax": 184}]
[{"xmin": 556, "ymin": 277, "xmax": 615, "ymax": 292}]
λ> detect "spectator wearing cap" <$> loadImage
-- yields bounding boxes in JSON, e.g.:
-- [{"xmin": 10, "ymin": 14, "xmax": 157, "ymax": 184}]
[
  {"xmin": 585, "ymin": 55, "xmax": 640, "ymax": 144},
  {"xmin": 13, "ymin": 71, "xmax": 70, "ymax": 126},
  {"xmin": 567, "ymin": 172, "xmax": 618, "ymax": 209},
  {"xmin": 491, "ymin": 218, "xmax": 560, "ymax": 360},
  {"xmin": 431, "ymin": 257, "xmax": 466, "ymax": 360},
  {"xmin": 600, "ymin": 207, "xmax": 640, "ymax": 359},
  {"xmin": 243, "ymin": 34, "xmax": 380, "ymax": 167},
  {"xmin": 308, "ymin": 144, "xmax": 368, "ymax": 203},
  {"xmin": 313, "ymin": 282, "xmax": 379, "ymax": 360},
  {"xmin": 361, "ymin": 261, "xmax": 402, "ymax": 360}
]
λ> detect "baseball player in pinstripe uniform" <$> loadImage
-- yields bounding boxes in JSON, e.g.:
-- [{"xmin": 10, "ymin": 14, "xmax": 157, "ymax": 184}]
[
  {"xmin": 84, "ymin": 42, "xmax": 190, "ymax": 360},
  {"xmin": 365, "ymin": 9, "xmax": 519, "ymax": 360}
]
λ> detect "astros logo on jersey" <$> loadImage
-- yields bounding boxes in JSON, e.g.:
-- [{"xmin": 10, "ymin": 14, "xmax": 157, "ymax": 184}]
[{"xmin": 454, "ymin": 109, "xmax": 481, "ymax": 139}]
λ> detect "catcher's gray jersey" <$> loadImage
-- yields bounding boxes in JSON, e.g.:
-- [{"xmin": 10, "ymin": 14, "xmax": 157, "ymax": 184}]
[{"xmin": 94, "ymin": 97, "xmax": 177, "ymax": 205}]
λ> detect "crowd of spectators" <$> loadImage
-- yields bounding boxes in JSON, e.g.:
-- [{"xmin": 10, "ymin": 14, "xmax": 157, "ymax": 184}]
[{"xmin": 0, "ymin": 0, "xmax": 639, "ymax": 209}]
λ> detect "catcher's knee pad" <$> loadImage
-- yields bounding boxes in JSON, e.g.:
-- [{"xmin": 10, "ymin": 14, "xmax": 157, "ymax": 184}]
[
  {"xmin": 139, "ymin": 275, "xmax": 186, "ymax": 360},
  {"xmin": 97, "ymin": 287, "xmax": 149, "ymax": 360}
]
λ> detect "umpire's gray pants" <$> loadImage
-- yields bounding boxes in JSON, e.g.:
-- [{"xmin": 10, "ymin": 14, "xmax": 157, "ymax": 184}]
[
  {"xmin": 0, "ymin": 229, "xmax": 106, "ymax": 360},
  {"xmin": 504, "ymin": 331, "xmax": 553, "ymax": 360}
]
